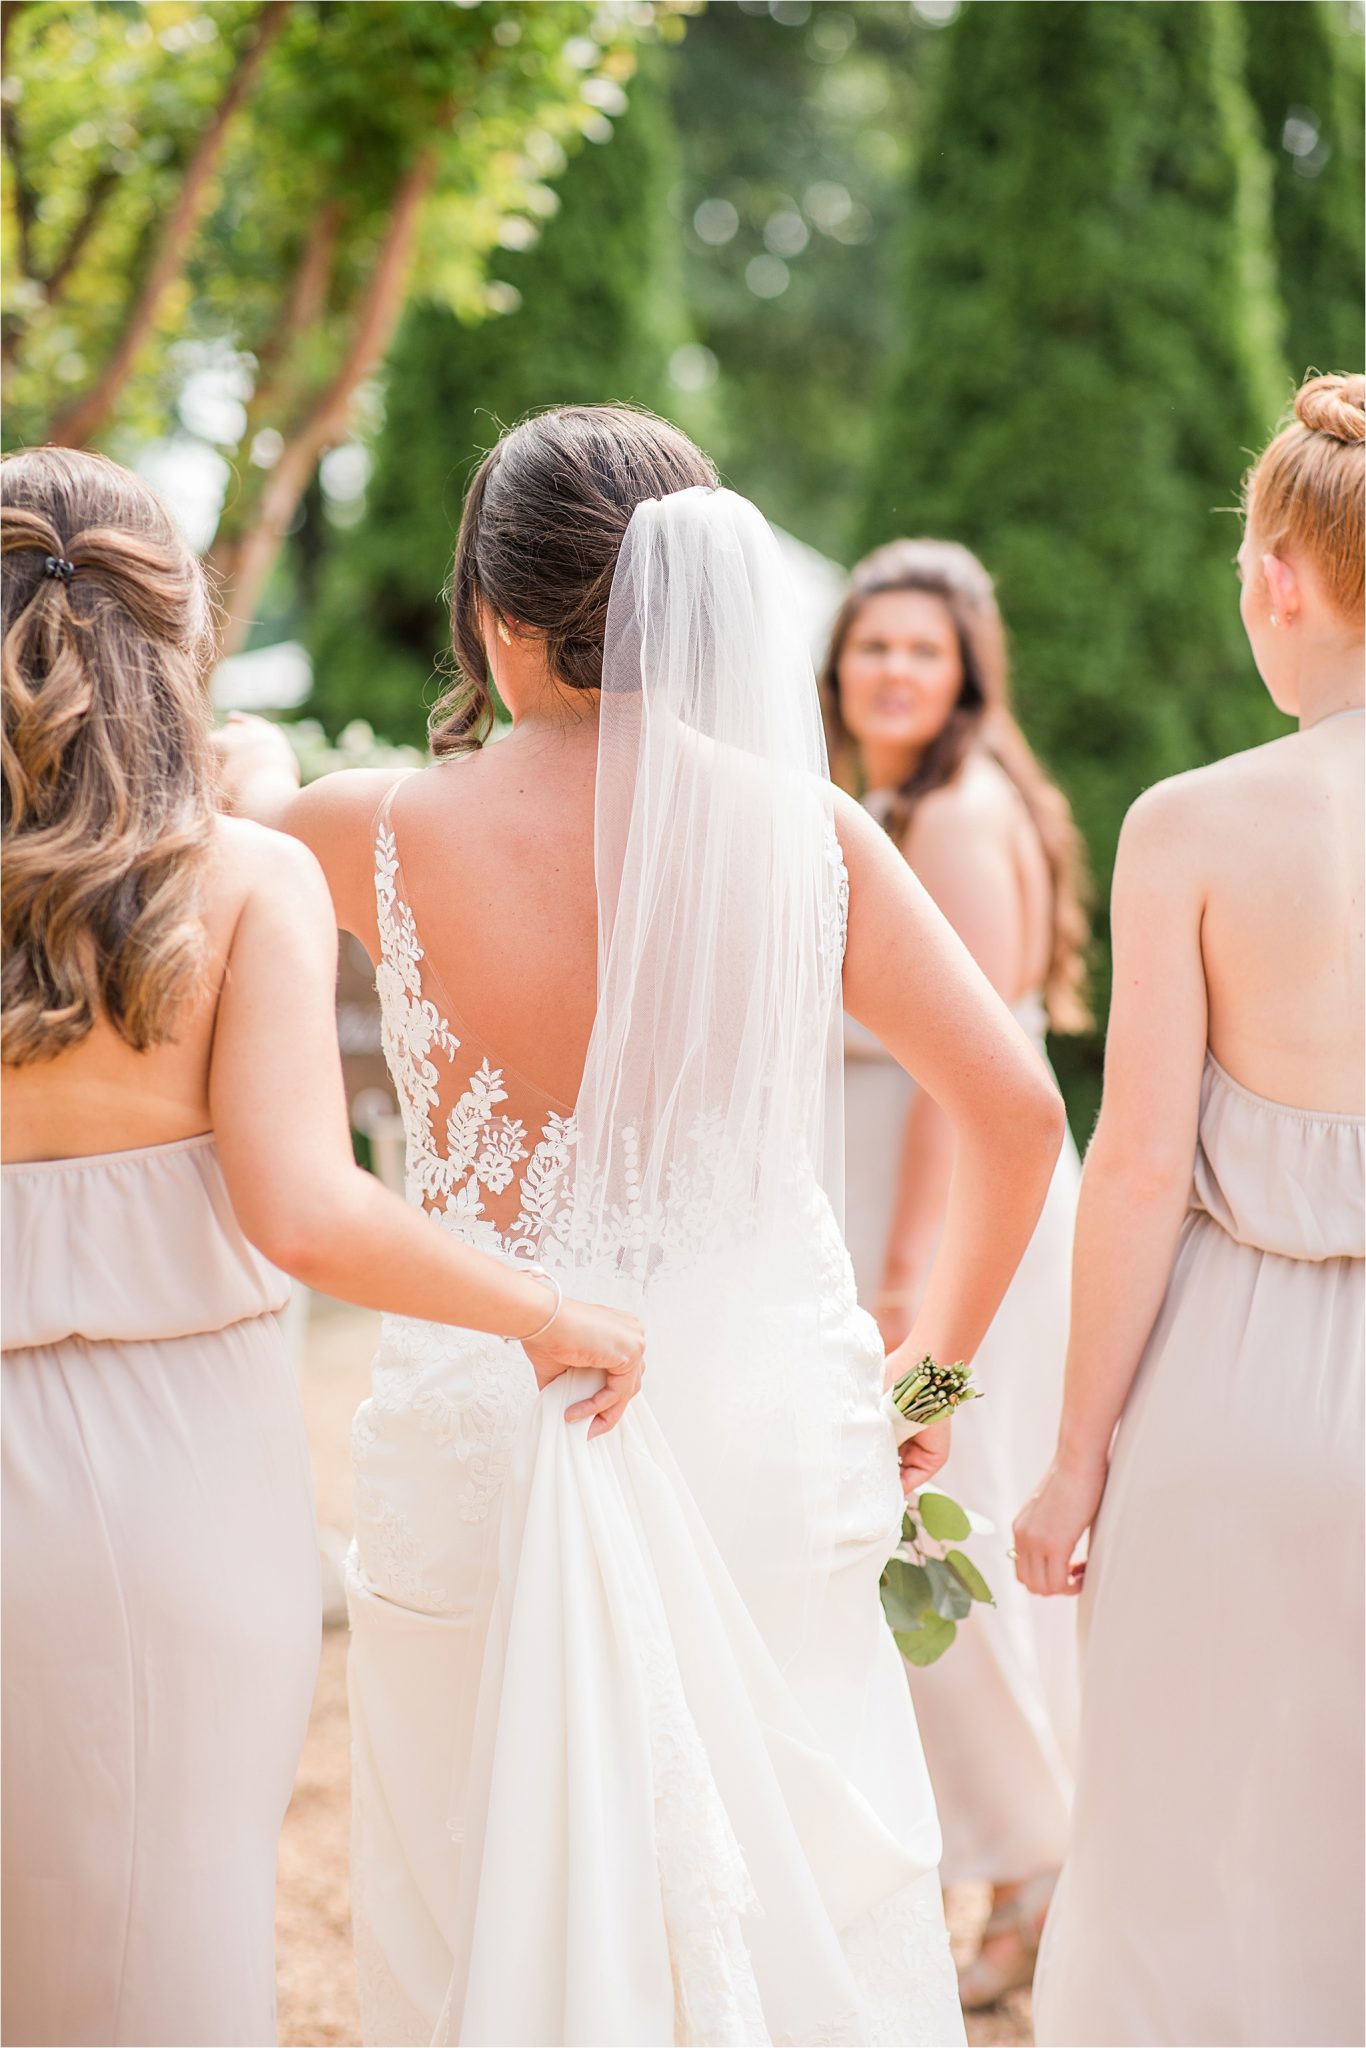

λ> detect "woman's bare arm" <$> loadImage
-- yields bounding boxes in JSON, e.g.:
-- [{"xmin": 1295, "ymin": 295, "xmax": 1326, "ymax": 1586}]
[
  {"xmin": 873, "ymin": 790, "xmax": 1025, "ymax": 1348},
  {"xmin": 837, "ymin": 788, "xmax": 1066, "ymax": 1390},
  {"xmin": 1013, "ymin": 780, "xmax": 1207, "ymax": 1592},
  {"xmin": 208, "ymin": 821, "xmax": 644, "ymax": 1432}
]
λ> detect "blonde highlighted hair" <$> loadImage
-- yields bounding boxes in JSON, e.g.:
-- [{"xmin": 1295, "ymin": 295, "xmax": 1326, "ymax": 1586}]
[
  {"xmin": 821, "ymin": 538, "xmax": 1092, "ymax": 1034},
  {"xmin": 2, "ymin": 447, "xmax": 218, "ymax": 1067},
  {"xmin": 1245, "ymin": 372, "xmax": 1365, "ymax": 621}
]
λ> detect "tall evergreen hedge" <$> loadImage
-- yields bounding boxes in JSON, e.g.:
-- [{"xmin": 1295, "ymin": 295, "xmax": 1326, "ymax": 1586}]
[
  {"xmin": 304, "ymin": 59, "xmax": 688, "ymax": 746},
  {"xmin": 1241, "ymin": 0, "xmax": 1365, "ymax": 381},
  {"xmin": 862, "ymin": 0, "xmax": 1288, "ymax": 1128}
]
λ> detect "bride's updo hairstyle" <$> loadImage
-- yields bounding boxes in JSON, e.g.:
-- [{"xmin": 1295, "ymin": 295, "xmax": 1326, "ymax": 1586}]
[
  {"xmin": 432, "ymin": 403, "xmax": 717, "ymax": 753},
  {"xmin": 1244, "ymin": 372, "xmax": 1365, "ymax": 622},
  {"xmin": 2, "ymin": 447, "xmax": 218, "ymax": 1067}
]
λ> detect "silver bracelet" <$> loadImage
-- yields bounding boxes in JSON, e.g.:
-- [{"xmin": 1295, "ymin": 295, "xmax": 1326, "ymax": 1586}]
[{"xmin": 510, "ymin": 1264, "xmax": 562, "ymax": 1345}]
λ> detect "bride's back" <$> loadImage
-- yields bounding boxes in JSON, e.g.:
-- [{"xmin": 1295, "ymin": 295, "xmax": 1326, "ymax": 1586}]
[
  {"xmin": 382, "ymin": 726, "xmax": 601, "ymax": 1115},
  {"xmin": 311, "ymin": 407, "xmax": 720, "ymax": 1240}
]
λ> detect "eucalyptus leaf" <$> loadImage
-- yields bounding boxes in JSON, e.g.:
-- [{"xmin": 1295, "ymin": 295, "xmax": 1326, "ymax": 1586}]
[
  {"xmin": 946, "ymin": 1548, "xmax": 994, "ymax": 1604},
  {"xmin": 901, "ymin": 1508, "xmax": 918, "ymax": 1545},
  {"xmin": 924, "ymin": 1556, "xmax": 973, "ymax": 1620},
  {"xmin": 896, "ymin": 1611, "xmax": 957, "ymax": 1666},
  {"xmin": 881, "ymin": 1559, "xmax": 931, "ymax": 1634},
  {"xmin": 918, "ymin": 1490, "xmax": 972, "ymax": 1543}
]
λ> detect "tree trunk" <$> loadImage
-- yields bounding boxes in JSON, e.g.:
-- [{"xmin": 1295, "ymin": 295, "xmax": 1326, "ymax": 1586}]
[
  {"xmin": 212, "ymin": 136, "xmax": 445, "ymax": 656},
  {"xmin": 0, "ymin": 3, "xmax": 29, "ymax": 72},
  {"xmin": 48, "ymin": 0, "xmax": 291, "ymax": 448},
  {"xmin": 238, "ymin": 198, "xmax": 345, "ymax": 444}
]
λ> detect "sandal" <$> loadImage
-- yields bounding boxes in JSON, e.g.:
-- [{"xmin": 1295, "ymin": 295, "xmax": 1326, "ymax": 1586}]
[{"xmin": 956, "ymin": 1869, "xmax": 1057, "ymax": 2010}]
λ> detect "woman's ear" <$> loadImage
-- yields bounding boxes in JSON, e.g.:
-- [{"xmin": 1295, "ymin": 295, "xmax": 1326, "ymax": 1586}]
[{"xmin": 1261, "ymin": 552, "xmax": 1301, "ymax": 628}]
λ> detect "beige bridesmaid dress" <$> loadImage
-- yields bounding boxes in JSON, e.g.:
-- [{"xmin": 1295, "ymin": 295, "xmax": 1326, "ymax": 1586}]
[
  {"xmin": 2, "ymin": 1137, "xmax": 321, "ymax": 2048},
  {"xmin": 844, "ymin": 994, "xmax": 1081, "ymax": 1884},
  {"xmin": 1033, "ymin": 1053, "xmax": 1365, "ymax": 2047}
]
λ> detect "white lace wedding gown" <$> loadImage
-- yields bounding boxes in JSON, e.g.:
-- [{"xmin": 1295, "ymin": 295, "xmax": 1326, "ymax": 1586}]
[
  {"xmin": 348, "ymin": 487, "xmax": 966, "ymax": 2039},
  {"xmin": 348, "ymin": 786, "xmax": 966, "ymax": 2048}
]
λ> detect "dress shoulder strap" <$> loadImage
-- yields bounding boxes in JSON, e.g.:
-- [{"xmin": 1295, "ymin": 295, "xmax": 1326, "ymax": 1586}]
[
  {"xmin": 370, "ymin": 770, "xmax": 416, "ymax": 847},
  {"xmin": 371, "ymin": 772, "xmax": 422, "ymax": 973}
]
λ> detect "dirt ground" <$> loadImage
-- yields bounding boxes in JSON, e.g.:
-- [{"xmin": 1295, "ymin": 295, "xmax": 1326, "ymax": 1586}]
[{"xmin": 275, "ymin": 1296, "xmax": 1032, "ymax": 2048}]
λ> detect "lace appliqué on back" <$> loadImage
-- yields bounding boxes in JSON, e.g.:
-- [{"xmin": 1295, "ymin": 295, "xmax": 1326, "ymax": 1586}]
[
  {"xmin": 374, "ymin": 818, "xmax": 576, "ymax": 1258},
  {"xmin": 373, "ymin": 810, "xmax": 851, "ymax": 1288}
]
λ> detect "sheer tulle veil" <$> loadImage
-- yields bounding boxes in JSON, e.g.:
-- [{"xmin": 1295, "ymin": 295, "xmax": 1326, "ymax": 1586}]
[
  {"xmin": 556, "ymin": 484, "xmax": 854, "ymax": 1630},
  {"xmin": 437, "ymin": 487, "xmax": 926, "ymax": 2047}
]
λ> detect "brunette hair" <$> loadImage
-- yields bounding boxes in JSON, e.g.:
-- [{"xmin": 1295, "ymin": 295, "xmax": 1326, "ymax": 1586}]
[
  {"xmin": 430, "ymin": 404, "xmax": 717, "ymax": 753},
  {"xmin": 2, "ymin": 447, "xmax": 218, "ymax": 1066},
  {"xmin": 1244, "ymin": 372, "xmax": 1364, "ymax": 621},
  {"xmin": 821, "ymin": 538, "xmax": 1092, "ymax": 1033}
]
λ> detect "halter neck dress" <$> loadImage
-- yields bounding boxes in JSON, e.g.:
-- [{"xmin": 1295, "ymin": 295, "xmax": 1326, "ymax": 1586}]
[{"xmin": 1, "ymin": 1137, "xmax": 320, "ymax": 2047}]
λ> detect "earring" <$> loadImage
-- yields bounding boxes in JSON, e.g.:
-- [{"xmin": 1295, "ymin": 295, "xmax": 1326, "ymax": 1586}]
[
  {"xmin": 1270, "ymin": 612, "xmax": 1280, "ymax": 628},
  {"xmin": 496, "ymin": 617, "xmax": 512, "ymax": 646}
]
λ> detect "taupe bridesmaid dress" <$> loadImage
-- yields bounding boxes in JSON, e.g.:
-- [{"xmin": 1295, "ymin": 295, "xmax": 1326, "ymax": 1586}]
[
  {"xmin": 845, "ymin": 993, "xmax": 1081, "ymax": 1886},
  {"xmin": 2, "ymin": 1137, "xmax": 321, "ymax": 2047},
  {"xmin": 1034, "ymin": 1052, "xmax": 1365, "ymax": 2047}
]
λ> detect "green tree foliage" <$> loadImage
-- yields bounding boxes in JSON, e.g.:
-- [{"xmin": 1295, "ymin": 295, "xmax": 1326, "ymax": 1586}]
[
  {"xmin": 666, "ymin": 1, "xmax": 932, "ymax": 561},
  {"xmin": 1241, "ymin": 0, "xmax": 1365, "ymax": 380},
  {"xmin": 862, "ymin": 0, "xmax": 1288, "ymax": 1128},
  {"xmin": 1, "ymin": 0, "xmax": 686, "ymax": 645},
  {"xmin": 303, "ymin": 57, "xmax": 690, "ymax": 746}
]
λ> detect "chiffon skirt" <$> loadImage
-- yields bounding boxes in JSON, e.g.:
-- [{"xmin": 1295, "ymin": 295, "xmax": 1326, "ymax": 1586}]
[
  {"xmin": 1033, "ymin": 1214, "xmax": 1365, "ymax": 2046},
  {"xmin": 2, "ymin": 1313, "xmax": 321, "ymax": 2047},
  {"xmin": 844, "ymin": 1012, "xmax": 1079, "ymax": 1884}
]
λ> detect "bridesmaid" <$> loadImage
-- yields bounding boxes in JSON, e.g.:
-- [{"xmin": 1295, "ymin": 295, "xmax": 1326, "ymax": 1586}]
[
  {"xmin": 1015, "ymin": 371, "xmax": 1365, "ymax": 2047},
  {"xmin": 1, "ymin": 448, "xmax": 641, "ymax": 2048},
  {"xmin": 822, "ymin": 538, "xmax": 1091, "ymax": 2004}
]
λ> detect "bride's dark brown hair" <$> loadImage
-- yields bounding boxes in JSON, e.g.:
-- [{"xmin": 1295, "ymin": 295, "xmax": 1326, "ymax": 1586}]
[
  {"xmin": 821, "ymin": 538, "xmax": 1092, "ymax": 1034},
  {"xmin": 2, "ymin": 447, "xmax": 218, "ymax": 1066},
  {"xmin": 430, "ymin": 404, "xmax": 717, "ymax": 754}
]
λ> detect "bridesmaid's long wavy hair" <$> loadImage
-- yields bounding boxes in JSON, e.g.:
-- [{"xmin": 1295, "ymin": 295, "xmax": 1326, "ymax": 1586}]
[
  {"xmin": 2, "ymin": 448, "xmax": 218, "ymax": 1066},
  {"xmin": 821, "ymin": 538, "xmax": 1092, "ymax": 1034},
  {"xmin": 430, "ymin": 404, "xmax": 717, "ymax": 754}
]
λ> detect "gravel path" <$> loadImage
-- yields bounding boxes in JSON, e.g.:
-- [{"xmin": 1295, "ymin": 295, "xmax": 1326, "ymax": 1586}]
[{"xmin": 275, "ymin": 1297, "xmax": 1032, "ymax": 2047}]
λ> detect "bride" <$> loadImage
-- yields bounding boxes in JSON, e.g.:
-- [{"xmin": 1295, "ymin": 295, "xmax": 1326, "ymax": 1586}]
[{"xmin": 222, "ymin": 405, "xmax": 1064, "ymax": 2046}]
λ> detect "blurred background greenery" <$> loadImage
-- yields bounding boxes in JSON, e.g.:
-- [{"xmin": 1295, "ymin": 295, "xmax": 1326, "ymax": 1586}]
[{"xmin": 3, "ymin": 0, "xmax": 1362, "ymax": 1130}]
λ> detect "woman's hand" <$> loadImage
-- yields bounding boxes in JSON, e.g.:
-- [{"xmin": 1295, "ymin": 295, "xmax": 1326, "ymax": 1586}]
[
  {"xmin": 899, "ymin": 1418, "xmax": 951, "ymax": 1496},
  {"xmin": 1012, "ymin": 1451, "xmax": 1107, "ymax": 1596},
  {"xmin": 523, "ymin": 1297, "xmax": 647, "ymax": 1439},
  {"xmin": 212, "ymin": 712, "xmax": 301, "ymax": 817}
]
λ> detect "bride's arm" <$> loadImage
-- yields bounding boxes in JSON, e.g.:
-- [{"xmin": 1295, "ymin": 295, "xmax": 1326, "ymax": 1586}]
[
  {"xmin": 871, "ymin": 786, "xmax": 1026, "ymax": 1350},
  {"xmin": 208, "ymin": 820, "xmax": 644, "ymax": 1435},
  {"xmin": 836, "ymin": 790, "xmax": 1065, "ymax": 1451}
]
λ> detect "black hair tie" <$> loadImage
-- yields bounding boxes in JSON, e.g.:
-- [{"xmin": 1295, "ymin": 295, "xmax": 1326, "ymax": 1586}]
[{"xmin": 43, "ymin": 555, "xmax": 75, "ymax": 584}]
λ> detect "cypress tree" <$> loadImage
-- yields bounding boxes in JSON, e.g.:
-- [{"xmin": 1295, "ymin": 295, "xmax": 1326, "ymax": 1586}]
[
  {"xmin": 1242, "ymin": 0, "xmax": 1365, "ymax": 380},
  {"xmin": 304, "ymin": 57, "xmax": 688, "ymax": 745},
  {"xmin": 862, "ymin": 1, "xmax": 1287, "ymax": 1125}
]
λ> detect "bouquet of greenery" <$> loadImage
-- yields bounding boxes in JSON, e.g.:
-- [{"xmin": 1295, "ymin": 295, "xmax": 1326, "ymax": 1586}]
[
  {"xmin": 884, "ymin": 1355, "xmax": 981, "ymax": 1444},
  {"xmin": 881, "ymin": 1489, "xmax": 994, "ymax": 1667},
  {"xmin": 879, "ymin": 1358, "xmax": 990, "ymax": 1666}
]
